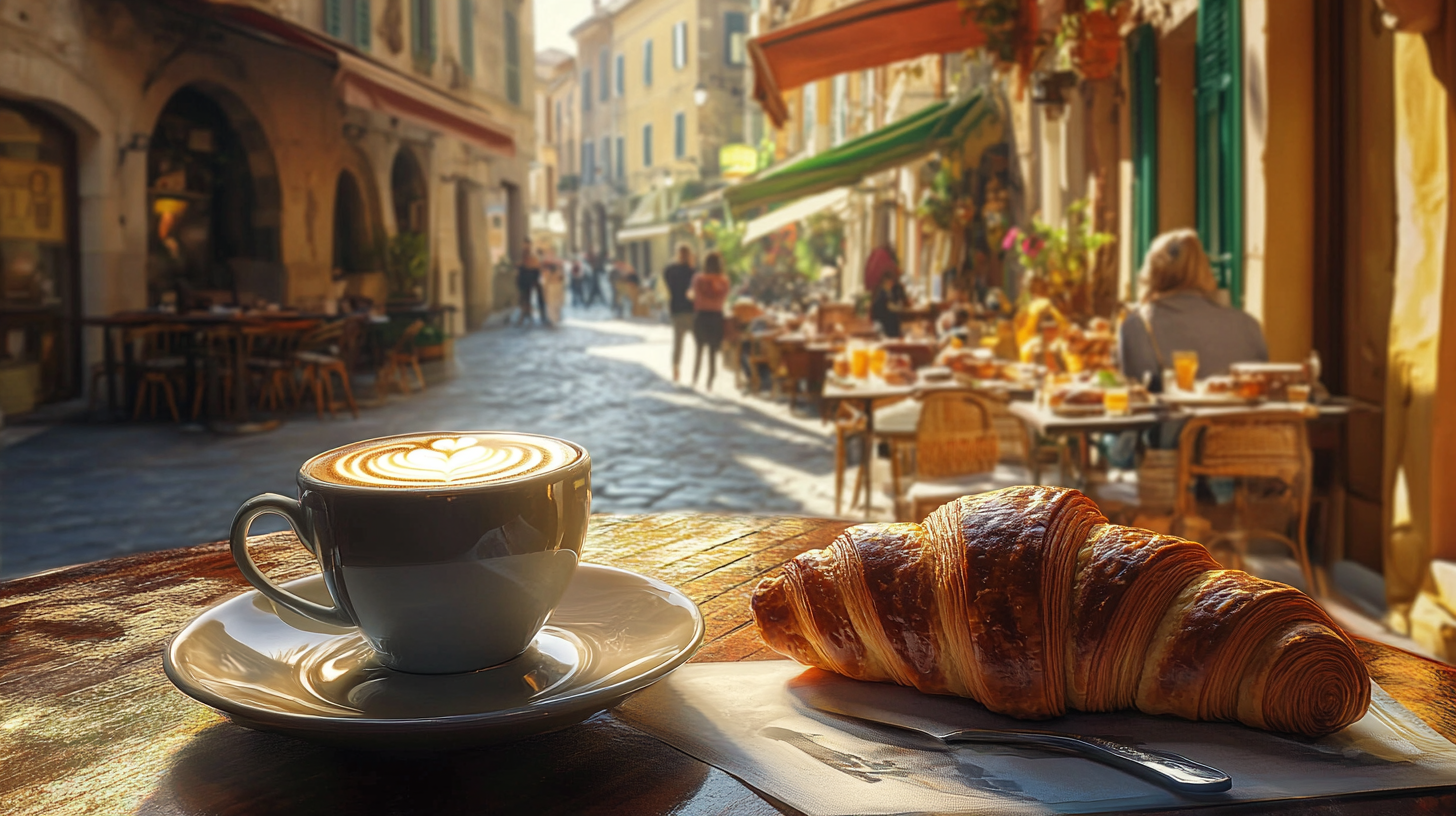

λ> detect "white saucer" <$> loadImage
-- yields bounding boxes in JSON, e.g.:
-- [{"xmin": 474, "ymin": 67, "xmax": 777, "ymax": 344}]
[{"xmin": 164, "ymin": 563, "xmax": 704, "ymax": 749}]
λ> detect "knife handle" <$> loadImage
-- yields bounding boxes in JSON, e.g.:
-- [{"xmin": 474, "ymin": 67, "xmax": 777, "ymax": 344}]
[{"xmin": 944, "ymin": 730, "xmax": 1232, "ymax": 794}]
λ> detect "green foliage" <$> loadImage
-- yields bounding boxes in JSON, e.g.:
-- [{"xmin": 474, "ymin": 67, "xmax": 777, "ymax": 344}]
[
  {"xmin": 702, "ymin": 219, "xmax": 754, "ymax": 284},
  {"xmin": 1005, "ymin": 198, "xmax": 1114, "ymax": 290},
  {"xmin": 379, "ymin": 232, "xmax": 430, "ymax": 300},
  {"xmin": 793, "ymin": 213, "xmax": 844, "ymax": 280},
  {"xmin": 915, "ymin": 164, "xmax": 959, "ymax": 231},
  {"xmin": 416, "ymin": 324, "xmax": 446, "ymax": 345}
]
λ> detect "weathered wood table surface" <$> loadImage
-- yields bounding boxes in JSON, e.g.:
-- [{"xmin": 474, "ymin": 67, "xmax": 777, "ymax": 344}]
[{"xmin": 2, "ymin": 513, "xmax": 1454, "ymax": 815}]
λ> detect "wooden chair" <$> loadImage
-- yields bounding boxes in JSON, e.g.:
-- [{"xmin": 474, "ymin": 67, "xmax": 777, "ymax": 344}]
[
  {"xmin": 376, "ymin": 320, "xmax": 426, "ymax": 396},
  {"xmin": 776, "ymin": 344, "xmax": 815, "ymax": 409},
  {"xmin": 130, "ymin": 324, "xmax": 190, "ymax": 422},
  {"xmin": 244, "ymin": 321, "xmax": 313, "ymax": 412},
  {"xmin": 832, "ymin": 397, "xmax": 910, "ymax": 516},
  {"xmin": 293, "ymin": 319, "xmax": 360, "ymax": 419},
  {"xmin": 1173, "ymin": 411, "xmax": 1317, "ymax": 594},
  {"xmin": 896, "ymin": 390, "xmax": 1005, "ymax": 522},
  {"xmin": 190, "ymin": 327, "xmax": 242, "ymax": 420}
]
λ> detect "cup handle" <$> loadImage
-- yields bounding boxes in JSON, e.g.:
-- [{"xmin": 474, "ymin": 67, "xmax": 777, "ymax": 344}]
[{"xmin": 230, "ymin": 493, "xmax": 354, "ymax": 628}]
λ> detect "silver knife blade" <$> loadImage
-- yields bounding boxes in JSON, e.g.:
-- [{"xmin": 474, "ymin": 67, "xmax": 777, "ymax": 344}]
[{"xmin": 787, "ymin": 670, "xmax": 1232, "ymax": 795}]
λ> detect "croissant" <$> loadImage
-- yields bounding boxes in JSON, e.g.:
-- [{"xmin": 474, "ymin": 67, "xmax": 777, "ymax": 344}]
[{"xmin": 752, "ymin": 486, "xmax": 1369, "ymax": 737}]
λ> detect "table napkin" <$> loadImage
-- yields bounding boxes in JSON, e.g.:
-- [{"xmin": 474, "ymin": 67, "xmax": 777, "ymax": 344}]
[{"xmin": 615, "ymin": 660, "xmax": 1456, "ymax": 816}]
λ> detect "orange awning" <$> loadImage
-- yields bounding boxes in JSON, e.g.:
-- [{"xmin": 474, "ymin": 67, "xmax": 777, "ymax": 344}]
[
  {"xmin": 749, "ymin": 0, "xmax": 986, "ymax": 128},
  {"xmin": 191, "ymin": 1, "xmax": 515, "ymax": 155}
]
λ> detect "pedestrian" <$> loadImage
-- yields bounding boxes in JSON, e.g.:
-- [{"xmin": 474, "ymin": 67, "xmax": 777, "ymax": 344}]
[
  {"xmin": 542, "ymin": 258, "xmax": 566, "ymax": 327},
  {"xmin": 689, "ymin": 251, "xmax": 731, "ymax": 390},
  {"xmin": 569, "ymin": 259, "xmax": 584, "ymax": 308},
  {"xmin": 870, "ymin": 267, "xmax": 908, "ymax": 338},
  {"xmin": 516, "ymin": 240, "xmax": 541, "ymax": 325},
  {"xmin": 662, "ymin": 244, "xmax": 696, "ymax": 382},
  {"xmin": 584, "ymin": 254, "xmax": 606, "ymax": 307}
]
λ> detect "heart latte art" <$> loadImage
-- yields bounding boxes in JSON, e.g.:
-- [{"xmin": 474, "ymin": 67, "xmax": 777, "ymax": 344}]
[{"xmin": 305, "ymin": 433, "xmax": 582, "ymax": 488}]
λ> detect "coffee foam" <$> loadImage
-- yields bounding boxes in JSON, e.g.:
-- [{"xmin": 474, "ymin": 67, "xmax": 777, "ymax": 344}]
[{"xmin": 305, "ymin": 433, "xmax": 581, "ymax": 488}]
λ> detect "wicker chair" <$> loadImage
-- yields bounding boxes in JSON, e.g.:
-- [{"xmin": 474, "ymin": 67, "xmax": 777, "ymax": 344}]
[
  {"xmin": 896, "ymin": 390, "xmax": 1006, "ymax": 521},
  {"xmin": 1173, "ymin": 411, "xmax": 1317, "ymax": 594},
  {"xmin": 832, "ymin": 396, "xmax": 909, "ymax": 516}
]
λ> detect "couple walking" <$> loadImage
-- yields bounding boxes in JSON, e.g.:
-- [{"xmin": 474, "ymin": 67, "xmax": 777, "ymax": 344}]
[
  {"xmin": 516, "ymin": 239, "xmax": 565, "ymax": 327},
  {"xmin": 663, "ymin": 245, "xmax": 730, "ymax": 389}
]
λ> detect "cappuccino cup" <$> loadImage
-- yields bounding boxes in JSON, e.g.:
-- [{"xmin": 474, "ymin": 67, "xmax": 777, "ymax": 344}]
[{"xmin": 229, "ymin": 431, "xmax": 592, "ymax": 674}]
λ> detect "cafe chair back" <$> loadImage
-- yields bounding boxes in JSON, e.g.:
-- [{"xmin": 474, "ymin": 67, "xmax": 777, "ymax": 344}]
[
  {"xmin": 293, "ymin": 318, "xmax": 360, "ymax": 419},
  {"xmin": 376, "ymin": 319, "xmax": 427, "ymax": 397},
  {"xmin": 898, "ymin": 390, "xmax": 1004, "ymax": 521},
  {"xmin": 1173, "ymin": 412, "xmax": 1317, "ymax": 594},
  {"xmin": 130, "ymin": 323, "xmax": 191, "ymax": 422}
]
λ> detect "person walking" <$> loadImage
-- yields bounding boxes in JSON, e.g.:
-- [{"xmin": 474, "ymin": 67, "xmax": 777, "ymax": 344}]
[
  {"xmin": 662, "ymin": 244, "xmax": 697, "ymax": 382},
  {"xmin": 568, "ymin": 259, "xmax": 584, "ymax": 308},
  {"xmin": 516, "ymin": 240, "xmax": 541, "ymax": 325},
  {"xmin": 689, "ymin": 251, "xmax": 731, "ymax": 390},
  {"xmin": 542, "ymin": 259, "xmax": 566, "ymax": 327}
]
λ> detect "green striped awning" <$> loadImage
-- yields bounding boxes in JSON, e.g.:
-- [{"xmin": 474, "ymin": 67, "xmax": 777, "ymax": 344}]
[{"xmin": 725, "ymin": 89, "xmax": 1002, "ymax": 216}]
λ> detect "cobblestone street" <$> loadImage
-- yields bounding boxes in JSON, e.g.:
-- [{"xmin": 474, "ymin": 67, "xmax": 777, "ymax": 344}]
[{"xmin": 0, "ymin": 312, "xmax": 862, "ymax": 579}]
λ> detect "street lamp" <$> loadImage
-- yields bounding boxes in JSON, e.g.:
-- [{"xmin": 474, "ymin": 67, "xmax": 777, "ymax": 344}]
[{"xmin": 693, "ymin": 83, "xmax": 709, "ymax": 108}]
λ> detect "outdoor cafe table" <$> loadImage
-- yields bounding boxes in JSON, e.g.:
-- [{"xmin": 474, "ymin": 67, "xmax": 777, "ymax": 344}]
[
  {"xmin": 2, "ymin": 514, "xmax": 1455, "ymax": 815},
  {"xmin": 84, "ymin": 311, "xmax": 327, "ymax": 429}
]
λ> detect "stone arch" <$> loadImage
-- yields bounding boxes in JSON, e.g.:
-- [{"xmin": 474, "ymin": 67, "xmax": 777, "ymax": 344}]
[
  {"xmin": 147, "ymin": 82, "xmax": 281, "ymax": 265},
  {"xmin": 332, "ymin": 169, "xmax": 371, "ymax": 274},
  {"xmin": 390, "ymin": 145, "xmax": 429, "ymax": 236}
]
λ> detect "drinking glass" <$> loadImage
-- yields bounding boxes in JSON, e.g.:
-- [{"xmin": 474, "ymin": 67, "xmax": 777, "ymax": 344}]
[
  {"xmin": 1172, "ymin": 350, "xmax": 1199, "ymax": 392},
  {"xmin": 870, "ymin": 346, "xmax": 888, "ymax": 377},
  {"xmin": 850, "ymin": 344, "xmax": 870, "ymax": 379},
  {"xmin": 1104, "ymin": 386, "xmax": 1131, "ymax": 417}
]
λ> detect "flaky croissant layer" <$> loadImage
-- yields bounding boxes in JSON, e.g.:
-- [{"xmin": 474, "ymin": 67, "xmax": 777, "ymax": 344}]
[{"xmin": 751, "ymin": 486, "xmax": 1370, "ymax": 737}]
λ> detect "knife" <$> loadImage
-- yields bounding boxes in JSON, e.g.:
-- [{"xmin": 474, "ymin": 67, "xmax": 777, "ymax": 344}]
[{"xmin": 792, "ymin": 679, "xmax": 1232, "ymax": 795}]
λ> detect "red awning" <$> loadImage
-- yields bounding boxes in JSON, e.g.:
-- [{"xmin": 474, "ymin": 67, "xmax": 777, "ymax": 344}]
[
  {"xmin": 193, "ymin": 1, "xmax": 515, "ymax": 156},
  {"xmin": 749, "ymin": 0, "xmax": 986, "ymax": 128}
]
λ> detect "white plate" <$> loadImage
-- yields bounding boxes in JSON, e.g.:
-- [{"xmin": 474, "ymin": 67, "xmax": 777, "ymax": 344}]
[{"xmin": 164, "ymin": 563, "xmax": 704, "ymax": 749}]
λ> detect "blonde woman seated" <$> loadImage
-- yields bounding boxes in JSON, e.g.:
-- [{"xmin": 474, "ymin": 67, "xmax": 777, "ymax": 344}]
[{"xmin": 1118, "ymin": 229, "xmax": 1267, "ymax": 392}]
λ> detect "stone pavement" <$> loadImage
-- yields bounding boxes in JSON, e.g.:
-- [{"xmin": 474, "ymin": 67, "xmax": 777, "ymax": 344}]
[{"xmin": 0, "ymin": 309, "xmax": 890, "ymax": 579}]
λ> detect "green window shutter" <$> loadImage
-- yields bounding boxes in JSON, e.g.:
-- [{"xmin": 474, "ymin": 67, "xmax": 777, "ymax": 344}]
[
  {"xmin": 1129, "ymin": 24, "xmax": 1158, "ymax": 294},
  {"xmin": 644, "ymin": 40, "xmax": 653, "ymax": 86},
  {"xmin": 505, "ymin": 7, "xmax": 521, "ymax": 104},
  {"xmin": 325, "ymin": 0, "xmax": 342, "ymax": 36},
  {"xmin": 428, "ymin": 0, "xmax": 437, "ymax": 61},
  {"xmin": 1195, "ymin": 0, "xmax": 1243, "ymax": 306},
  {"xmin": 459, "ymin": 0, "xmax": 474, "ymax": 76},
  {"xmin": 356, "ymin": 0, "xmax": 372, "ymax": 49}
]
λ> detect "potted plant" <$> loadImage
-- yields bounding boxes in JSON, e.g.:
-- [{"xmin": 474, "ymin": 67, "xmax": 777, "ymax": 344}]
[
  {"xmin": 380, "ymin": 232, "xmax": 430, "ymax": 305},
  {"xmin": 1065, "ymin": 0, "xmax": 1129, "ymax": 82},
  {"xmin": 413, "ymin": 323, "xmax": 450, "ymax": 363},
  {"xmin": 1002, "ymin": 197, "xmax": 1115, "ymax": 319}
]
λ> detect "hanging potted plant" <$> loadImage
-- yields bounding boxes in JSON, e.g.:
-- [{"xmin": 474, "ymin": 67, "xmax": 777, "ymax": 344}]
[
  {"xmin": 1066, "ymin": 0, "xmax": 1129, "ymax": 81},
  {"xmin": 960, "ymin": 0, "xmax": 1046, "ymax": 90}
]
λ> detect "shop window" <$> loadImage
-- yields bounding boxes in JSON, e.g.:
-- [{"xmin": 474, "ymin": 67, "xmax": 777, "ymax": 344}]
[
  {"xmin": 725, "ymin": 12, "xmax": 746, "ymax": 66},
  {"xmin": 504, "ymin": 6, "xmax": 521, "ymax": 104},
  {"xmin": 0, "ymin": 102, "xmax": 78, "ymax": 404}
]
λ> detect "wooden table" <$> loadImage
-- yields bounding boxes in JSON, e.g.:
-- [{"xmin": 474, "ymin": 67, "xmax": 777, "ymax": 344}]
[
  {"xmin": 84, "ymin": 311, "xmax": 326, "ymax": 430},
  {"xmin": 4, "ymin": 516, "xmax": 1455, "ymax": 815}
]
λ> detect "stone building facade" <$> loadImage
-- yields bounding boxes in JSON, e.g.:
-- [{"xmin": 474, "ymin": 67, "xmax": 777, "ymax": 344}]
[{"xmin": 0, "ymin": 0, "xmax": 534, "ymax": 411}]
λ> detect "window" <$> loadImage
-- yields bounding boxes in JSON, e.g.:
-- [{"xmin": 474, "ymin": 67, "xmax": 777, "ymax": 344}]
[
  {"xmin": 674, "ymin": 111, "xmax": 686, "ymax": 159},
  {"xmin": 411, "ymin": 0, "xmax": 436, "ymax": 62},
  {"xmin": 601, "ymin": 137, "xmax": 611, "ymax": 180},
  {"xmin": 643, "ymin": 40, "xmax": 653, "ymax": 86},
  {"xmin": 599, "ymin": 50, "xmax": 609, "ymax": 102},
  {"xmin": 672, "ymin": 21, "xmax": 687, "ymax": 69},
  {"xmin": 325, "ymin": 0, "xmax": 372, "ymax": 49},
  {"xmin": 459, "ymin": 0, "xmax": 475, "ymax": 76},
  {"xmin": 725, "ymin": 12, "xmax": 746, "ymax": 66},
  {"xmin": 615, "ymin": 54, "xmax": 625, "ymax": 97},
  {"xmin": 504, "ymin": 6, "xmax": 521, "ymax": 103},
  {"xmin": 802, "ymin": 82, "xmax": 817, "ymax": 151},
  {"xmin": 831, "ymin": 74, "xmax": 848, "ymax": 146},
  {"xmin": 554, "ymin": 100, "xmax": 562, "ymax": 142},
  {"xmin": 615, "ymin": 136, "xmax": 624, "ymax": 180},
  {"xmin": 583, "ymin": 141, "xmax": 596, "ymax": 185},
  {"xmin": 581, "ymin": 70, "xmax": 592, "ymax": 111},
  {"xmin": 861, "ymin": 69, "xmax": 875, "ymax": 131},
  {"xmin": 642, "ymin": 124, "xmax": 653, "ymax": 167}
]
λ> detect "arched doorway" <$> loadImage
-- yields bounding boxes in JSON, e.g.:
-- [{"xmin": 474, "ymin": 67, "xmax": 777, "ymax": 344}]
[
  {"xmin": 0, "ymin": 101, "xmax": 79, "ymax": 407},
  {"xmin": 332, "ymin": 170, "xmax": 370, "ymax": 274},
  {"xmin": 146, "ymin": 86, "xmax": 280, "ymax": 308},
  {"xmin": 391, "ymin": 148, "xmax": 427, "ymax": 235}
]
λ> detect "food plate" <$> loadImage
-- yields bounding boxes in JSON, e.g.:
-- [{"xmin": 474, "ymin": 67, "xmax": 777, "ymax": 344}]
[
  {"xmin": 164, "ymin": 563, "xmax": 704, "ymax": 749},
  {"xmin": 1162, "ymin": 389, "xmax": 1262, "ymax": 407}
]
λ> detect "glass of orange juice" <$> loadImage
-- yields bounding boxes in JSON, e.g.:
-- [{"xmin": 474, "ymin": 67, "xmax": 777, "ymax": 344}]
[
  {"xmin": 1103, "ymin": 386, "xmax": 1131, "ymax": 417},
  {"xmin": 870, "ymin": 346, "xmax": 888, "ymax": 378},
  {"xmin": 850, "ymin": 344, "xmax": 870, "ymax": 379},
  {"xmin": 1172, "ymin": 350, "xmax": 1199, "ymax": 392}
]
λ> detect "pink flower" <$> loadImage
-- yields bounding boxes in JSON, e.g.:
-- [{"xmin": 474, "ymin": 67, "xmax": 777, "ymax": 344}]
[
  {"xmin": 1001, "ymin": 227, "xmax": 1020, "ymax": 251},
  {"xmin": 1022, "ymin": 237, "xmax": 1043, "ymax": 259}
]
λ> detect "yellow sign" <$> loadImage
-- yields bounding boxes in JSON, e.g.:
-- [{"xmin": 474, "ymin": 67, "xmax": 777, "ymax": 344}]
[
  {"xmin": 0, "ymin": 157, "xmax": 64, "ymax": 242},
  {"xmin": 719, "ymin": 144, "xmax": 758, "ymax": 179}
]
